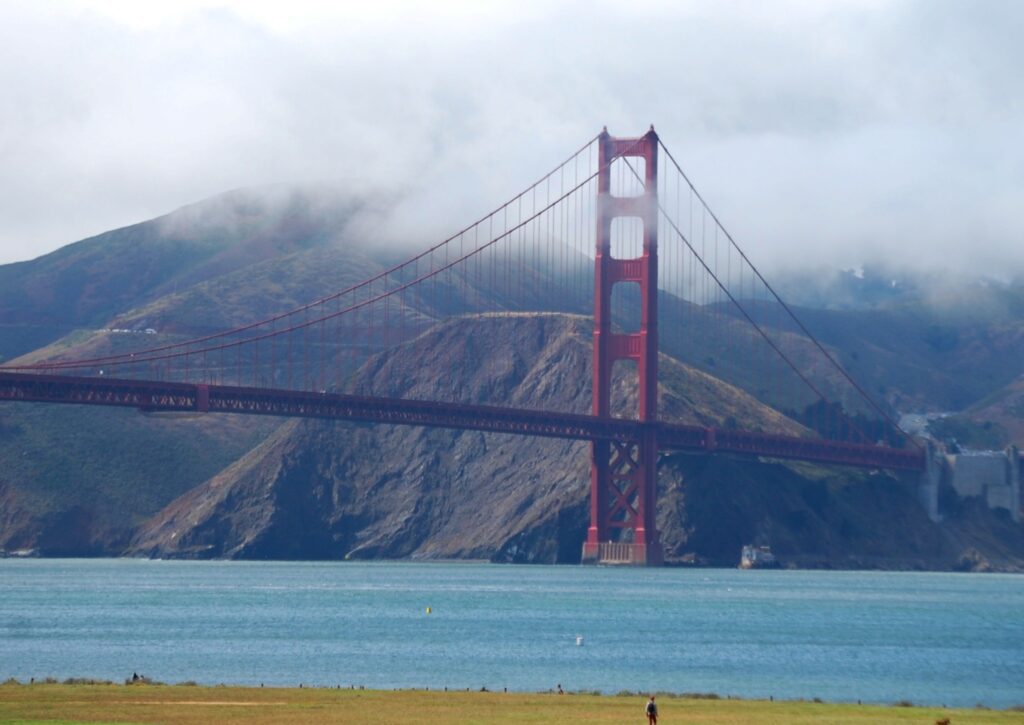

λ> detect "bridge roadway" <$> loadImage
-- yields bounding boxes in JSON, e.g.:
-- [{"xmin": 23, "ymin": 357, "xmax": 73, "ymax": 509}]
[{"xmin": 0, "ymin": 371, "xmax": 924, "ymax": 472}]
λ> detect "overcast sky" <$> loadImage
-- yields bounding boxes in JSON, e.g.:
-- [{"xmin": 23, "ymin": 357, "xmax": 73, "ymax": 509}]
[{"xmin": 1, "ymin": 0, "xmax": 1021, "ymax": 275}]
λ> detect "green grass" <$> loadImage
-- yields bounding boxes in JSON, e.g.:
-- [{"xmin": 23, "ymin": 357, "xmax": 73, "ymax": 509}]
[
  {"xmin": 0, "ymin": 402, "xmax": 278, "ymax": 554},
  {"xmin": 926, "ymin": 415, "xmax": 1008, "ymax": 450},
  {"xmin": 1, "ymin": 683, "xmax": 1022, "ymax": 725}
]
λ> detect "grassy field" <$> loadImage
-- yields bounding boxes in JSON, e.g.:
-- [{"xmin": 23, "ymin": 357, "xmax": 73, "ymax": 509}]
[{"xmin": 1, "ymin": 683, "xmax": 1022, "ymax": 724}]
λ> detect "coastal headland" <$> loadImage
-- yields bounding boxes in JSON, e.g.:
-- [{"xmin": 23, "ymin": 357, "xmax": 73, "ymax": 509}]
[{"xmin": 1, "ymin": 682, "xmax": 1021, "ymax": 724}]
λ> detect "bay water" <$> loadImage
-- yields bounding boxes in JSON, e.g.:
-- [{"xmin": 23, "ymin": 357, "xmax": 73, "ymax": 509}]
[{"xmin": 1, "ymin": 559, "xmax": 1022, "ymax": 707}]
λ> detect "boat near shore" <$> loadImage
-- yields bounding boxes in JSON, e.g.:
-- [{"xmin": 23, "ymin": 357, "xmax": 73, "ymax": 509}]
[
  {"xmin": 0, "ymin": 548, "xmax": 39, "ymax": 558},
  {"xmin": 739, "ymin": 545, "xmax": 779, "ymax": 569}
]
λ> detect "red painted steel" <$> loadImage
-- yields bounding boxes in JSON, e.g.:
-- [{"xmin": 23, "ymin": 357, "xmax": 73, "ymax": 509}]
[
  {"xmin": 584, "ymin": 128, "xmax": 663, "ymax": 566},
  {"xmin": 0, "ymin": 371, "xmax": 641, "ymax": 442},
  {"xmin": 0, "ymin": 129, "xmax": 933, "ymax": 569},
  {"xmin": 0, "ymin": 370, "xmax": 925, "ymax": 471}
]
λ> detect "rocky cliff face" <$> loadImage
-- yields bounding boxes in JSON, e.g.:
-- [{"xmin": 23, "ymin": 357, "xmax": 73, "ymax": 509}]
[
  {"xmin": 0, "ymin": 404, "xmax": 278, "ymax": 556},
  {"xmin": 6, "ymin": 185, "xmax": 1024, "ymax": 565},
  {"xmin": 127, "ymin": 313, "xmax": 798, "ymax": 562},
  {"xmin": 657, "ymin": 455, "xmax": 1024, "ymax": 571},
  {"xmin": 127, "ymin": 313, "xmax": 1024, "ymax": 570}
]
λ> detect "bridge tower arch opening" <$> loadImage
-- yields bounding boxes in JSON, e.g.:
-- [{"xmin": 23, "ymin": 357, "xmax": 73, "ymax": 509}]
[{"xmin": 582, "ymin": 127, "xmax": 663, "ymax": 566}]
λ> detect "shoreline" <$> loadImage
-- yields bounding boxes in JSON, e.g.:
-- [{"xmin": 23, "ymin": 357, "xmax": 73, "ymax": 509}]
[
  {"xmin": 3, "ymin": 554, "xmax": 1023, "ymax": 574},
  {"xmin": 3, "ymin": 562, "xmax": 1020, "ymax": 711},
  {"xmin": 3, "ymin": 678, "xmax": 1022, "ymax": 711}
]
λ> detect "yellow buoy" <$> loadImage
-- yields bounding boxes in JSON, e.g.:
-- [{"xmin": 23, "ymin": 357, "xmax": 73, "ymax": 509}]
[{"xmin": 426, "ymin": 606, "xmax": 432, "ymax": 614}]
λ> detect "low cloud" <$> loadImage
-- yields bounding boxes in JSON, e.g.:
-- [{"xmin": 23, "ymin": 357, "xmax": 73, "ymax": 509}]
[{"xmin": 1, "ymin": 0, "xmax": 1021, "ymax": 277}]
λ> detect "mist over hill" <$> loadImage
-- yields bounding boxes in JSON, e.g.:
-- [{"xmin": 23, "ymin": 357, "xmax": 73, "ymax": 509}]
[
  {"xmin": 1, "ymin": 185, "xmax": 1022, "ymax": 565},
  {"xmin": 0, "ymin": 185, "xmax": 376, "ymax": 362}
]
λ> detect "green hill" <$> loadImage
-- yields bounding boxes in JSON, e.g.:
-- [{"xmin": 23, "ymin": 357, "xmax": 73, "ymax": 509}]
[
  {"xmin": 1, "ymin": 185, "xmax": 1022, "ymax": 561},
  {"xmin": 0, "ymin": 185, "xmax": 369, "ymax": 363}
]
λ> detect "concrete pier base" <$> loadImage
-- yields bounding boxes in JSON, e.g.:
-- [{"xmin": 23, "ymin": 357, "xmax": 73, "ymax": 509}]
[
  {"xmin": 920, "ymin": 442, "xmax": 1022, "ymax": 523},
  {"xmin": 581, "ymin": 541, "xmax": 664, "ymax": 566},
  {"xmin": 918, "ymin": 441, "xmax": 941, "ymax": 523}
]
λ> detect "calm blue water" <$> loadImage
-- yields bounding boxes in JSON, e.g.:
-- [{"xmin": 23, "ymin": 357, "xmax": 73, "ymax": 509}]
[{"xmin": 1, "ymin": 560, "xmax": 1022, "ymax": 707}]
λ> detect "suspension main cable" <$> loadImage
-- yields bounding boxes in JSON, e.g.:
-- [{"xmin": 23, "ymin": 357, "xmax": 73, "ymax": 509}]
[
  {"xmin": 656, "ymin": 140, "xmax": 917, "ymax": 448},
  {"xmin": 7, "ymin": 133, "xmax": 604, "ymax": 372},
  {"xmin": 42, "ymin": 162, "xmax": 612, "ymax": 371}
]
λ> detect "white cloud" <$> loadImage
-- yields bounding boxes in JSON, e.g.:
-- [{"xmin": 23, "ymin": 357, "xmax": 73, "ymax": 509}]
[{"xmin": 0, "ymin": 0, "xmax": 1021, "ymax": 276}]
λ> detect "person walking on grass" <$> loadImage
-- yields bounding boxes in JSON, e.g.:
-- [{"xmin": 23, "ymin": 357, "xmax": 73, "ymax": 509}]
[{"xmin": 645, "ymin": 694, "xmax": 658, "ymax": 724}]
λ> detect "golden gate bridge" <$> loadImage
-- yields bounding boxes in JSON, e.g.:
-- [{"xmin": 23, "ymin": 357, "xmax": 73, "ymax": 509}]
[{"xmin": 0, "ymin": 127, "xmax": 924, "ymax": 565}]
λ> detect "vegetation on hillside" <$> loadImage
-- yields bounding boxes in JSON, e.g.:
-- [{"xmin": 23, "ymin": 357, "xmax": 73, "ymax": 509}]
[{"xmin": 2, "ymin": 184, "xmax": 1023, "ymax": 561}]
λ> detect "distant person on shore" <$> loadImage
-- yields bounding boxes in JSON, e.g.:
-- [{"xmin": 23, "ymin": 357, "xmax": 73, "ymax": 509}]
[{"xmin": 645, "ymin": 694, "xmax": 658, "ymax": 724}]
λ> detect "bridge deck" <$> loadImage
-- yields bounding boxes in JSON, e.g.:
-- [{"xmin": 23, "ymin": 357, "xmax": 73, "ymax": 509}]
[{"xmin": 0, "ymin": 371, "xmax": 924, "ymax": 471}]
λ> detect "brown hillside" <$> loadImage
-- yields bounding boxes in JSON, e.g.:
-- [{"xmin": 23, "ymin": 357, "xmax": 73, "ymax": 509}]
[
  {"xmin": 125, "ymin": 312, "xmax": 1024, "ymax": 571},
  {"xmin": 127, "ymin": 313, "xmax": 799, "ymax": 561}
]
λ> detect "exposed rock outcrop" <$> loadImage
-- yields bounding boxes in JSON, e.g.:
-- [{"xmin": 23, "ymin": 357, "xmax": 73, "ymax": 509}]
[
  {"xmin": 128, "ymin": 313, "xmax": 796, "ymax": 561},
  {"xmin": 126, "ymin": 313, "xmax": 1024, "ymax": 570},
  {"xmin": 658, "ymin": 455, "xmax": 1024, "ymax": 571}
]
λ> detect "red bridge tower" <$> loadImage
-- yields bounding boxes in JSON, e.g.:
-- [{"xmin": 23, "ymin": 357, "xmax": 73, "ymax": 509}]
[{"xmin": 582, "ymin": 127, "xmax": 663, "ymax": 566}]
